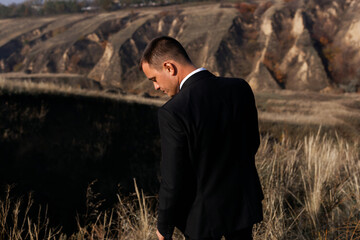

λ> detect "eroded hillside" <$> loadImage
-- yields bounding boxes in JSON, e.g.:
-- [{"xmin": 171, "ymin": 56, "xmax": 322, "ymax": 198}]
[{"xmin": 1, "ymin": 0, "xmax": 360, "ymax": 94}]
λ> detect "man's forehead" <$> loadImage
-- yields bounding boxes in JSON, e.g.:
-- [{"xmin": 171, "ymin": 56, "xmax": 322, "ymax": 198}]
[
  {"xmin": 143, "ymin": 62, "xmax": 161, "ymax": 74},
  {"xmin": 141, "ymin": 62, "xmax": 156, "ymax": 81},
  {"xmin": 142, "ymin": 62, "xmax": 154, "ymax": 72},
  {"xmin": 142, "ymin": 62, "xmax": 151, "ymax": 74}
]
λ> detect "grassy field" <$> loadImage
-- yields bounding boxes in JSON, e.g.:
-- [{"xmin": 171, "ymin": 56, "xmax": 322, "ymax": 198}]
[
  {"xmin": 1, "ymin": 133, "xmax": 359, "ymax": 240},
  {"xmin": 0, "ymin": 78, "xmax": 359, "ymax": 239}
]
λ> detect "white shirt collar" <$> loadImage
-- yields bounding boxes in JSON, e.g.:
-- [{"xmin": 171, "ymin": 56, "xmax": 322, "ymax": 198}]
[{"xmin": 179, "ymin": 67, "xmax": 206, "ymax": 90}]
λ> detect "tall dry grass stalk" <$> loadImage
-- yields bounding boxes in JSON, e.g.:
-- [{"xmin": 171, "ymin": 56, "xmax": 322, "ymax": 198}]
[{"xmin": 0, "ymin": 133, "xmax": 359, "ymax": 239}]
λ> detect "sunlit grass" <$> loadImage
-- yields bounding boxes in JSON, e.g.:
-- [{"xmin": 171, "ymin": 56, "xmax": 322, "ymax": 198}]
[{"xmin": 254, "ymin": 131, "xmax": 360, "ymax": 239}]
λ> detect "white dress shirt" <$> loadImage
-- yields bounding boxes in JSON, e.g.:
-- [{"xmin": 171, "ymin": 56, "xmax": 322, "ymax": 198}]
[{"xmin": 179, "ymin": 67, "xmax": 206, "ymax": 90}]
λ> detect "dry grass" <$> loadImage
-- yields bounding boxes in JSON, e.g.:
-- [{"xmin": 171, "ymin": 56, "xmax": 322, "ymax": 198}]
[
  {"xmin": 254, "ymin": 130, "xmax": 360, "ymax": 239},
  {"xmin": 0, "ymin": 185, "xmax": 63, "ymax": 240},
  {"xmin": 255, "ymin": 90, "xmax": 360, "ymax": 127},
  {"xmin": 73, "ymin": 179, "xmax": 158, "ymax": 240},
  {"xmin": 2, "ymin": 77, "xmax": 360, "ymax": 133},
  {"xmin": 0, "ymin": 77, "xmax": 165, "ymax": 107},
  {"xmin": 255, "ymin": 90, "xmax": 360, "ymax": 142},
  {"xmin": 1, "ymin": 133, "xmax": 359, "ymax": 240}
]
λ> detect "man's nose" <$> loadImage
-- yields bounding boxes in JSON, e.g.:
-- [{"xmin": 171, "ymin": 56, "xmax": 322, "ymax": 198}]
[{"xmin": 153, "ymin": 82, "xmax": 160, "ymax": 90}]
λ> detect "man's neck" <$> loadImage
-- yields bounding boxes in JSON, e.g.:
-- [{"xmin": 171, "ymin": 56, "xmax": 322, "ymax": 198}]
[{"xmin": 178, "ymin": 64, "xmax": 197, "ymax": 86}]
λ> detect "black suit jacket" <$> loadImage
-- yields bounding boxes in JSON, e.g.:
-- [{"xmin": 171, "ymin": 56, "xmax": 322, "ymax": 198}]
[{"xmin": 157, "ymin": 70, "xmax": 263, "ymax": 239}]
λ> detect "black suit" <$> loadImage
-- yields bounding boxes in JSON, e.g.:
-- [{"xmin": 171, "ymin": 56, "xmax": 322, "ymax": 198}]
[{"xmin": 157, "ymin": 70, "xmax": 263, "ymax": 240}]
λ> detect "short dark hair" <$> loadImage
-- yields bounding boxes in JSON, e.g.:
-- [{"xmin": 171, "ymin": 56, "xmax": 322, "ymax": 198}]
[{"xmin": 139, "ymin": 36, "xmax": 192, "ymax": 70}]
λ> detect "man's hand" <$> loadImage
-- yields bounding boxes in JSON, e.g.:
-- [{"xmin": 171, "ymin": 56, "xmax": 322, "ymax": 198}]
[{"xmin": 156, "ymin": 229, "xmax": 171, "ymax": 240}]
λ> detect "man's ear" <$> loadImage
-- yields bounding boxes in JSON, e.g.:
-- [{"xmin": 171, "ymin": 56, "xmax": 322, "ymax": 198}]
[{"xmin": 163, "ymin": 62, "xmax": 177, "ymax": 76}]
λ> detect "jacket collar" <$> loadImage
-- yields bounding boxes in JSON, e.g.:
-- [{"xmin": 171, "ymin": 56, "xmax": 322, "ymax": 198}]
[
  {"xmin": 180, "ymin": 68, "xmax": 206, "ymax": 89},
  {"xmin": 180, "ymin": 70, "xmax": 215, "ymax": 90}
]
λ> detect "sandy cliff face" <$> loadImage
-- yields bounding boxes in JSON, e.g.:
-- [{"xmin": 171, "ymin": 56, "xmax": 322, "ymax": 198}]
[{"xmin": 0, "ymin": 0, "xmax": 359, "ymax": 94}]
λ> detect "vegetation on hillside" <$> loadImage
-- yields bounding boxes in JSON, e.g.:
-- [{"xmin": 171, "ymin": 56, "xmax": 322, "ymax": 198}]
[
  {"xmin": 0, "ymin": 0, "xmax": 136, "ymax": 18},
  {"xmin": 0, "ymin": 0, "xmax": 82, "ymax": 18},
  {"xmin": 1, "ymin": 133, "xmax": 359, "ymax": 239},
  {"xmin": 0, "ymin": 0, "xmax": 214, "ymax": 18}
]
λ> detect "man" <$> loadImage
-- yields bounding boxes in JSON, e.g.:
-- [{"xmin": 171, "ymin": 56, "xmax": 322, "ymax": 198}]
[{"xmin": 139, "ymin": 36, "xmax": 264, "ymax": 240}]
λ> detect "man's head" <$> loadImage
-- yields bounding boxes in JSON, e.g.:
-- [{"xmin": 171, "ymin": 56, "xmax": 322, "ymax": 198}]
[{"xmin": 140, "ymin": 36, "xmax": 195, "ymax": 97}]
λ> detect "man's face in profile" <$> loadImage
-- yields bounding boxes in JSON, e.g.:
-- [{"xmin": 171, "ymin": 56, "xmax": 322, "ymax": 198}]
[{"xmin": 142, "ymin": 62, "xmax": 179, "ymax": 97}]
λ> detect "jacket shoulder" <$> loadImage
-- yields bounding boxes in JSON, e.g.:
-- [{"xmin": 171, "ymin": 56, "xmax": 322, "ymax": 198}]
[{"xmin": 160, "ymin": 75, "xmax": 253, "ymax": 112}]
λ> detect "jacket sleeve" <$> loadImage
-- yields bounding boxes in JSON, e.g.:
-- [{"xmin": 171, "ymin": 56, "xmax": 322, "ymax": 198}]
[{"xmin": 157, "ymin": 107, "xmax": 189, "ymax": 239}]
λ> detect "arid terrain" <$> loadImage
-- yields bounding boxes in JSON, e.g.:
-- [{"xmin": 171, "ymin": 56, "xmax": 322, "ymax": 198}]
[{"xmin": 0, "ymin": 77, "xmax": 359, "ymax": 239}]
